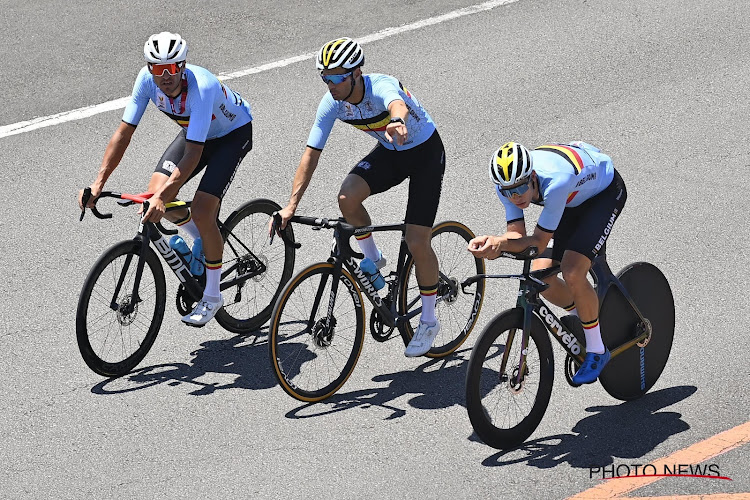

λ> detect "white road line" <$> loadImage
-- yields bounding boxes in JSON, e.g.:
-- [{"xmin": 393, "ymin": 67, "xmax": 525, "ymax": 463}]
[{"xmin": 0, "ymin": 0, "xmax": 520, "ymax": 139}]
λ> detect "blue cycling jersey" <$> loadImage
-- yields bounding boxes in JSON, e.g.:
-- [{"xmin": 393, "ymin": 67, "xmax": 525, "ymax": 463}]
[
  {"xmin": 122, "ymin": 64, "xmax": 252, "ymax": 143},
  {"xmin": 306, "ymin": 73, "xmax": 436, "ymax": 151},
  {"xmin": 497, "ymin": 141, "xmax": 615, "ymax": 232}
]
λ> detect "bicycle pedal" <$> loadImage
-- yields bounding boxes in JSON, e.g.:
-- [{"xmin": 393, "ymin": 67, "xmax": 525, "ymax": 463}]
[{"xmin": 181, "ymin": 320, "xmax": 207, "ymax": 329}]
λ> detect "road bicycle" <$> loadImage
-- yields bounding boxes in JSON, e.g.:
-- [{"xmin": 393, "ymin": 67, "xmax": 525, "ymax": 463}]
[
  {"xmin": 268, "ymin": 214, "xmax": 486, "ymax": 402},
  {"xmin": 76, "ymin": 188, "xmax": 295, "ymax": 377},
  {"xmin": 463, "ymin": 246, "xmax": 674, "ymax": 449}
]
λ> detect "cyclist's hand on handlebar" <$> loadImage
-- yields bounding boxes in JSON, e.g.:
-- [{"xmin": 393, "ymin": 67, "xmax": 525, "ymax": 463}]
[
  {"xmin": 78, "ymin": 185, "xmax": 101, "ymax": 210},
  {"xmin": 269, "ymin": 205, "xmax": 295, "ymax": 237},
  {"xmin": 468, "ymin": 235, "xmax": 503, "ymax": 260},
  {"xmin": 142, "ymin": 195, "xmax": 166, "ymax": 222}
]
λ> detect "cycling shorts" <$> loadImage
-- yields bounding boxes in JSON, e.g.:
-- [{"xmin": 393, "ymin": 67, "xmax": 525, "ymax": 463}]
[
  {"xmin": 154, "ymin": 121, "xmax": 253, "ymax": 199},
  {"xmin": 550, "ymin": 169, "xmax": 627, "ymax": 262},
  {"xmin": 349, "ymin": 130, "xmax": 445, "ymax": 227}
]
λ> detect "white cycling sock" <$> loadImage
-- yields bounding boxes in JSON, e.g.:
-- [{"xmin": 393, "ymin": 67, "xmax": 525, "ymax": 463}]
[
  {"xmin": 583, "ymin": 319, "xmax": 605, "ymax": 354},
  {"xmin": 419, "ymin": 284, "xmax": 438, "ymax": 324},
  {"xmin": 204, "ymin": 262, "xmax": 222, "ymax": 300},
  {"xmin": 355, "ymin": 232, "xmax": 381, "ymax": 262},
  {"xmin": 177, "ymin": 217, "xmax": 201, "ymax": 240}
]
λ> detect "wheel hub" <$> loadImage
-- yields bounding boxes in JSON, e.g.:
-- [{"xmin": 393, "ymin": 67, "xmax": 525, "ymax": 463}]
[
  {"xmin": 117, "ymin": 295, "xmax": 138, "ymax": 326},
  {"xmin": 637, "ymin": 318, "xmax": 652, "ymax": 347},
  {"xmin": 440, "ymin": 277, "xmax": 459, "ymax": 304},
  {"xmin": 312, "ymin": 317, "xmax": 336, "ymax": 348}
]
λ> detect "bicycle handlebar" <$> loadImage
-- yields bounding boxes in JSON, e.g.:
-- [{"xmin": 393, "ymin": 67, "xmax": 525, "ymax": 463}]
[
  {"xmin": 79, "ymin": 188, "xmax": 176, "ymax": 235},
  {"xmin": 270, "ymin": 213, "xmax": 364, "ymax": 259}
]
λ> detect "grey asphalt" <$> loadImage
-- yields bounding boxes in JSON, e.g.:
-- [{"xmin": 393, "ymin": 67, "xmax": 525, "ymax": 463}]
[{"xmin": 1, "ymin": 0, "xmax": 748, "ymax": 498}]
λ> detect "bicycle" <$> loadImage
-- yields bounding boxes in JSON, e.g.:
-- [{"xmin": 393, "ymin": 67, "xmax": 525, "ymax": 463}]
[
  {"xmin": 462, "ymin": 246, "xmax": 674, "ymax": 449},
  {"xmin": 268, "ymin": 214, "xmax": 486, "ymax": 402},
  {"xmin": 76, "ymin": 187, "xmax": 296, "ymax": 377}
]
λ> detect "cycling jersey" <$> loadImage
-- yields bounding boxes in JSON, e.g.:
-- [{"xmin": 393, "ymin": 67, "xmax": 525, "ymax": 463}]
[
  {"xmin": 306, "ymin": 73, "xmax": 436, "ymax": 151},
  {"xmin": 122, "ymin": 64, "xmax": 253, "ymax": 144},
  {"xmin": 497, "ymin": 141, "xmax": 615, "ymax": 232}
]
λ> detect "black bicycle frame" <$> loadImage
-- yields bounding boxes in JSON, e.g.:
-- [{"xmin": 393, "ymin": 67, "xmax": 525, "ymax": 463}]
[
  {"xmin": 276, "ymin": 215, "xmax": 459, "ymax": 336},
  {"xmin": 464, "ymin": 249, "xmax": 652, "ymax": 387}
]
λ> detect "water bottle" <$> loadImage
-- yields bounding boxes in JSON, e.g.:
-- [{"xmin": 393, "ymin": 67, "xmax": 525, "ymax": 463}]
[
  {"xmin": 190, "ymin": 237, "xmax": 205, "ymax": 276},
  {"xmin": 359, "ymin": 258, "xmax": 385, "ymax": 290},
  {"xmin": 169, "ymin": 235, "xmax": 202, "ymax": 276}
]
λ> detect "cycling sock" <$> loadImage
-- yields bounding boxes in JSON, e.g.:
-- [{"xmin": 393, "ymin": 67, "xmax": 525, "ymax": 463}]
[
  {"xmin": 582, "ymin": 318, "xmax": 605, "ymax": 354},
  {"xmin": 419, "ymin": 283, "xmax": 438, "ymax": 324},
  {"xmin": 355, "ymin": 232, "xmax": 381, "ymax": 262},
  {"xmin": 563, "ymin": 302, "xmax": 578, "ymax": 317},
  {"xmin": 175, "ymin": 214, "xmax": 201, "ymax": 240},
  {"xmin": 204, "ymin": 260, "xmax": 222, "ymax": 299}
]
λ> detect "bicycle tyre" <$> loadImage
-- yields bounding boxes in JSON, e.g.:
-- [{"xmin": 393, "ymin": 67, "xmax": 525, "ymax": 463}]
[
  {"xmin": 399, "ymin": 221, "xmax": 485, "ymax": 357},
  {"xmin": 466, "ymin": 308, "xmax": 555, "ymax": 450},
  {"xmin": 215, "ymin": 198, "xmax": 295, "ymax": 333},
  {"xmin": 599, "ymin": 262, "xmax": 675, "ymax": 401},
  {"xmin": 269, "ymin": 262, "xmax": 366, "ymax": 402},
  {"xmin": 76, "ymin": 240, "xmax": 166, "ymax": 377}
]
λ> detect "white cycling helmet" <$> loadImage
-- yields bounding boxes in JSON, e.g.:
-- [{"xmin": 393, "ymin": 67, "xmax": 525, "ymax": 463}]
[
  {"xmin": 489, "ymin": 142, "xmax": 534, "ymax": 187},
  {"xmin": 316, "ymin": 37, "xmax": 364, "ymax": 70},
  {"xmin": 143, "ymin": 32, "xmax": 188, "ymax": 64}
]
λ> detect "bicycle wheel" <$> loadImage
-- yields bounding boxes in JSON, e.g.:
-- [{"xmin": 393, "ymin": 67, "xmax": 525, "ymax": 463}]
[
  {"xmin": 76, "ymin": 240, "xmax": 166, "ymax": 377},
  {"xmin": 598, "ymin": 262, "xmax": 675, "ymax": 401},
  {"xmin": 465, "ymin": 308, "xmax": 554, "ymax": 450},
  {"xmin": 399, "ymin": 221, "xmax": 485, "ymax": 357},
  {"xmin": 215, "ymin": 198, "xmax": 295, "ymax": 333},
  {"xmin": 269, "ymin": 262, "xmax": 366, "ymax": 402}
]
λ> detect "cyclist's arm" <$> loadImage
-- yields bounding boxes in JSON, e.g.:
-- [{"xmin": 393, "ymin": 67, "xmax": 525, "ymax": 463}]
[
  {"xmin": 468, "ymin": 222, "xmax": 551, "ymax": 259},
  {"xmin": 286, "ymin": 146, "xmax": 321, "ymax": 212},
  {"xmin": 82, "ymin": 121, "xmax": 137, "ymax": 207},
  {"xmin": 385, "ymin": 99, "xmax": 409, "ymax": 145}
]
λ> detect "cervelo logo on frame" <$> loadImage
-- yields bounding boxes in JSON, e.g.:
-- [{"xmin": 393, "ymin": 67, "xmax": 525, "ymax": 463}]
[{"xmin": 538, "ymin": 304, "xmax": 581, "ymax": 355}]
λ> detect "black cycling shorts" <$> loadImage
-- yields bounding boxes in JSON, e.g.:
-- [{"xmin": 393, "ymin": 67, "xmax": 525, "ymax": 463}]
[
  {"xmin": 154, "ymin": 121, "xmax": 253, "ymax": 199},
  {"xmin": 349, "ymin": 130, "xmax": 445, "ymax": 227},
  {"xmin": 550, "ymin": 169, "xmax": 627, "ymax": 262}
]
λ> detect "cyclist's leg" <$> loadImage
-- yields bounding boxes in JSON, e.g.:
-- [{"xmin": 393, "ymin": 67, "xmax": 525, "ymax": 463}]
[
  {"xmin": 402, "ymin": 131, "xmax": 445, "ymax": 356},
  {"xmin": 184, "ymin": 122, "xmax": 253, "ymax": 325},
  {"xmin": 564, "ymin": 169, "xmax": 627, "ymax": 382},
  {"xmin": 343, "ymin": 144, "xmax": 406, "ymax": 263},
  {"xmin": 149, "ymin": 130, "xmax": 206, "ymax": 234}
]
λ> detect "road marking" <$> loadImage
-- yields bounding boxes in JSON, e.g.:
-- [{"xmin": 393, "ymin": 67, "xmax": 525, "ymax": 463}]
[
  {"xmin": 0, "ymin": 0, "xmax": 520, "ymax": 139},
  {"xmin": 568, "ymin": 420, "xmax": 750, "ymax": 499}
]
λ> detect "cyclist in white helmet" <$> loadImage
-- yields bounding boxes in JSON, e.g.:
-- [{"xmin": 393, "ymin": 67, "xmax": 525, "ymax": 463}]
[
  {"xmin": 273, "ymin": 37, "xmax": 446, "ymax": 357},
  {"xmin": 469, "ymin": 141, "xmax": 628, "ymax": 384},
  {"xmin": 78, "ymin": 32, "xmax": 254, "ymax": 327}
]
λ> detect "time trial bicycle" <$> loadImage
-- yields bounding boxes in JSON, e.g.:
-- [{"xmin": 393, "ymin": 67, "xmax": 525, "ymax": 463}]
[
  {"xmin": 269, "ymin": 214, "xmax": 485, "ymax": 403},
  {"xmin": 76, "ymin": 187, "xmax": 295, "ymax": 377},
  {"xmin": 463, "ymin": 246, "xmax": 674, "ymax": 449}
]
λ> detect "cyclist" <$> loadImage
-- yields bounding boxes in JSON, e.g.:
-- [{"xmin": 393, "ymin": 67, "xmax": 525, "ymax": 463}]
[
  {"xmin": 78, "ymin": 32, "xmax": 253, "ymax": 327},
  {"xmin": 273, "ymin": 37, "xmax": 446, "ymax": 357},
  {"xmin": 468, "ymin": 141, "xmax": 627, "ymax": 384}
]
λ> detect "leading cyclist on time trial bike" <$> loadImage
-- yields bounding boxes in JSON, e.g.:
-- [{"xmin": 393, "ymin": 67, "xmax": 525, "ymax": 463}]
[
  {"xmin": 78, "ymin": 32, "xmax": 254, "ymax": 327},
  {"xmin": 272, "ymin": 37, "xmax": 446, "ymax": 357},
  {"xmin": 468, "ymin": 141, "xmax": 627, "ymax": 384}
]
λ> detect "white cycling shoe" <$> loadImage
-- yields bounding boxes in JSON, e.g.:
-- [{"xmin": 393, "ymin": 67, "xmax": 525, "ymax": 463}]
[
  {"xmin": 182, "ymin": 295, "xmax": 223, "ymax": 327},
  {"xmin": 405, "ymin": 319, "xmax": 440, "ymax": 357}
]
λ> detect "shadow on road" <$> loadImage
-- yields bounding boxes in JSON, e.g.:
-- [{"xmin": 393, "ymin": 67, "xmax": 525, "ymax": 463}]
[
  {"xmin": 284, "ymin": 346, "xmax": 472, "ymax": 420},
  {"xmin": 478, "ymin": 385, "xmax": 697, "ymax": 468},
  {"xmin": 90, "ymin": 328, "xmax": 276, "ymax": 396}
]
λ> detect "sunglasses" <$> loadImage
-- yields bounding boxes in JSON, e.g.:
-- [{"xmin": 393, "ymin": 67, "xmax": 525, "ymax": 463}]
[
  {"xmin": 148, "ymin": 62, "xmax": 184, "ymax": 76},
  {"xmin": 320, "ymin": 71, "xmax": 353, "ymax": 85},
  {"xmin": 499, "ymin": 178, "xmax": 532, "ymax": 198}
]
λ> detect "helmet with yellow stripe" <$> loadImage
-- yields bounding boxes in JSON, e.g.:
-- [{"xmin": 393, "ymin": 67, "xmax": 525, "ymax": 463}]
[
  {"xmin": 316, "ymin": 37, "xmax": 364, "ymax": 70},
  {"xmin": 489, "ymin": 142, "xmax": 533, "ymax": 187}
]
